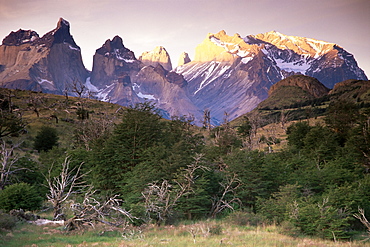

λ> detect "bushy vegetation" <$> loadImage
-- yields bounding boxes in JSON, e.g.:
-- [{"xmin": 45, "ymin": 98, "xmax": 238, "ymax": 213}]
[
  {"xmin": 0, "ymin": 183, "xmax": 42, "ymax": 211},
  {"xmin": 33, "ymin": 126, "xmax": 59, "ymax": 152},
  {"xmin": 0, "ymin": 88, "xmax": 370, "ymax": 244}
]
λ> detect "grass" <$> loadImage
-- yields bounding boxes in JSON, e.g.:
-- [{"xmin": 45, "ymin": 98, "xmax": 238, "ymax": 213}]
[
  {"xmin": 1, "ymin": 219, "xmax": 369, "ymax": 247},
  {"xmin": 1, "ymin": 88, "xmax": 123, "ymax": 151}
]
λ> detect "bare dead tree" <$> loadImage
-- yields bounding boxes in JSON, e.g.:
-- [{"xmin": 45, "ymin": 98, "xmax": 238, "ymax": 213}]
[
  {"xmin": 203, "ymin": 109, "xmax": 211, "ymax": 130},
  {"xmin": 210, "ymin": 172, "xmax": 241, "ymax": 218},
  {"xmin": 223, "ymin": 111, "xmax": 230, "ymax": 128},
  {"xmin": 354, "ymin": 208, "xmax": 370, "ymax": 239},
  {"xmin": 280, "ymin": 110, "xmax": 291, "ymax": 131},
  {"xmin": 71, "ymin": 79, "xmax": 86, "ymax": 99},
  {"xmin": 0, "ymin": 141, "xmax": 25, "ymax": 190},
  {"xmin": 65, "ymin": 187, "xmax": 135, "ymax": 231},
  {"xmin": 27, "ymin": 92, "xmax": 45, "ymax": 118},
  {"xmin": 45, "ymin": 157, "xmax": 89, "ymax": 220},
  {"xmin": 142, "ymin": 154, "xmax": 209, "ymax": 224},
  {"xmin": 70, "ymin": 79, "xmax": 90, "ymax": 120},
  {"xmin": 63, "ymin": 84, "xmax": 69, "ymax": 102},
  {"xmin": 74, "ymin": 115, "xmax": 115, "ymax": 150}
]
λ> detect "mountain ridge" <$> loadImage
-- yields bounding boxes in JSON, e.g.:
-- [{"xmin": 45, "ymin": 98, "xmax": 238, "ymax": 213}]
[{"xmin": 0, "ymin": 18, "xmax": 367, "ymax": 126}]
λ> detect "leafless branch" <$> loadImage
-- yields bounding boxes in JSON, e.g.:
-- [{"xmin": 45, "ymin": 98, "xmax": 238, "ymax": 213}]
[
  {"xmin": 0, "ymin": 141, "xmax": 25, "ymax": 190},
  {"xmin": 354, "ymin": 207, "xmax": 370, "ymax": 236},
  {"xmin": 45, "ymin": 156, "xmax": 89, "ymax": 220},
  {"xmin": 210, "ymin": 172, "xmax": 241, "ymax": 218},
  {"xmin": 66, "ymin": 187, "xmax": 135, "ymax": 231},
  {"xmin": 142, "ymin": 154, "xmax": 209, "ymax": 224}
]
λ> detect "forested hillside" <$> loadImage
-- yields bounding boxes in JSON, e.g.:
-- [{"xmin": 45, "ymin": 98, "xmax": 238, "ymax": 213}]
[{"xmin": 0, "ymin": 86, "xmax": 370, "ymax": 242}]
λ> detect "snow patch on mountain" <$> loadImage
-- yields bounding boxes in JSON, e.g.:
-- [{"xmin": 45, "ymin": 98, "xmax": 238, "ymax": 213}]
[
  {"xmin": 114, "ymin": 49, "xmax": 135, "ymax": 63},
  {"xmin": 275, "ymin": 58, "xmax": 311, "ymax": 73},
  {"xmin": 210, "ymin": 36, "xmax": 253, "ymax": 58},
  {"xmin": 85, "ymin": 77, "xmax": 98, "ymax": 92},
  {"xmin": 177, "ymin": 61, "xmax": 232, "ymax": 95},
  {"xmin": 68, "ymin": 44, "xmax": 80, "ymax": 51},
  {"xmin": 37, "ymin": 78, "xmax": 53, "ymax": 86},
  {"xmin": 137, "ymin": 92, "xmax": 156, "ymax": 100},
  {"xmin": 132, "ymin": 83, "xmax": 156, "ymax": 100},
  {"xmin": 95, "ymin": 83, "xmax": 115, "ymax": 102}
]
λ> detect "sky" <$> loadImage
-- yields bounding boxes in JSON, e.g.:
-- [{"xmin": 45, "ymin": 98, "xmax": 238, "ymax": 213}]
[{"xmin": 0, "ymin": 0, "xmax": 369, "ymax": 77}]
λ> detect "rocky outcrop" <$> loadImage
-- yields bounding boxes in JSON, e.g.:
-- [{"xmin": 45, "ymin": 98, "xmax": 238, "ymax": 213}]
[
  {"xmin": 2, "ymin": 30, "xmax": 39, "ymax": 46},
  {"xmin": 178, "ymin": 52, "xmax": 191, "ymax": 66},
  {"xmin": 139, "ymin": 46, "xmax": 172, "ymax": 71},
  {"xmin": 90, "ymin": 35, "xmax": 140, "ymax": 89},
  {"xmin": 269, "ymin": 75, "xmax": 329, "ymax": 98},
  {"xmin": 0, "ymin": 18, "xmax": 89, "ymax": 94},
  {"xmin": 329, "ymin": 79, "xmax": 370, "ymax": 102}
]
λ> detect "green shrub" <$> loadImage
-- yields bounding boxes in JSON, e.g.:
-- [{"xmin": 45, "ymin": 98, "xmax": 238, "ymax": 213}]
[
  {"xmin": 0, "ymin": 211, "xmax": 17, "ymax": 230},
  {"xmin": 33, "ymin": 126, "xmax": 59, "ymax": 152},
  {"xmin": 0, "ymin": 183, "xmax": 43, "ymax": 211},
  {"xmin": 293, "ymin": 199, "xmax": 351, "ymax": 240}
]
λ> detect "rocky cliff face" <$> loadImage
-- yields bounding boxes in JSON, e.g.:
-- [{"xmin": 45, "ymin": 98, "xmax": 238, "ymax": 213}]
[
  {"xmin": 178, "ymin": 52, "xmax": 191, "ymax": 66},
  {"xmin": 0, "ymin": 18, "xmax": 89, "ymax": 94},
  {"xmin": 139, "ymin": 46, "xmax": 172, "ymax": 71}
]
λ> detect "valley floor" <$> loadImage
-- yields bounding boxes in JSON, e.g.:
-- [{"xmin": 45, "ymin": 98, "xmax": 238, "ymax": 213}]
[{"xmin": 1, "ymin": 220, "xmax": 369, "ymax": 247}]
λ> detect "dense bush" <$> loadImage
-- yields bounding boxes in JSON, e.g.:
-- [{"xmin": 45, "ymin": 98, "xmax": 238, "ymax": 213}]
[
  {"xmin": 0, "ymin": 183, "xmax": 43, "ymax": 211},
  {"xmin": 33, "ymin": 126, "xmax": 59, "ymax": 152}
]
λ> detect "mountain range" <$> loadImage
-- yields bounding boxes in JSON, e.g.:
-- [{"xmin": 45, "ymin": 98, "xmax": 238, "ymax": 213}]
[{"xmin": 0, "ymin": 18, "xmax": 367, "ymax": 125}]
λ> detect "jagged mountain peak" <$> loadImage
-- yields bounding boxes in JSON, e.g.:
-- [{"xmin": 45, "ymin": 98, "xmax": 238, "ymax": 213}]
[
  {"xmin": 97, "ymin": 36, "xmax": 125, "ymax": 53},
  {"xmin": 95, "ymin": 35, "xmax": 137, "ymax": 63},
  {"xmin": 57, "ymin": 17, "xmax": 70, "ymax": 27},
  {"xmin": 178, "ymin": 52, "xmax": 191, "ymax": 66},
  {"xmin": 193, "ymin": 30, "xmax": 259, "ymax": 63},
  {"xmin": 139, "ymin": 46, "xmax": 172, "ymax": 71},
  {"xmin": 0, "ymin": 17, "xmax": 88, "ymax": 94},
  {"xmin": 2, "ymin": 29, "xmax": 39, "ymax": 46},
  {"xmin": 38, "ymin": 17, "xmax": 79, "ymax": 49},
  {"xmin": 211, "ymin": 30, "xmax": 242, "ymax": 40}
]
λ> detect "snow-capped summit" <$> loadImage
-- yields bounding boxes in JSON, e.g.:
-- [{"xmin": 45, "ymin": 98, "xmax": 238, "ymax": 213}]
[
  {"xmin": 251, "ymin": 31, "xmax": 335, "ymax": 57},
  {"xmin": 246, "ymin": 30, "xmax": 367, "ymax": 88},
  {"xmin": 175, "ymin": 30, "xmax": 367, "ymax": 124}
]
